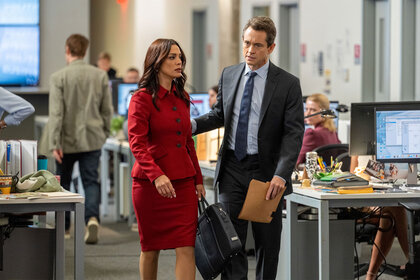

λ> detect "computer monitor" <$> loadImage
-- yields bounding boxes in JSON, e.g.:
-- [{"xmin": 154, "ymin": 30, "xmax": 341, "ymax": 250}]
[
  {"xmin": 190, "ymin": 92, "xmax": 210, "ymax": 118},
  {"xmin": 375, "ymin": 107, "xmax": 420, "ymax": 163},
  {"xmin": 117, "ymin": 83, "xmax": 137, "ymax": 116},
  {"xmin": 375, "ymin": 106, "xmax": 420, "ymax": 184},
  {"xmin": 349, "ymin": 101, "xmax": 420, "ymax": 156},
  {"xmin": 303, "ymin": 100, "xmax": 339, "ymax": 130},
  {"xmin": 0, "ymin": 0, "xmax": 40, "ymax": 86},
  {"xmin": 109, "ymin": 78, "xmax": 123, "ymax": 113}
]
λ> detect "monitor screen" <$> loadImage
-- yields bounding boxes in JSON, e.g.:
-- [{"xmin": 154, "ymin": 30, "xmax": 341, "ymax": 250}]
[
  {"xmin": 375, "ymin": 108, "xmax": 420, "ymax": 163},
  {"xmin": 0, "ymin": 0, "xmax": 39, "ymax": 86},
  {"xmin": 190, "ymin": 93, "xmax": 210, "ymax": 118},
  {"xmin": 349, "ymin": 101, "xmax": 420, "ymax": 156},
  {"xmin": 109, "ymin": 78, "xmax": 123, "ymax": 113},
  {"xmin": 118, "ymin": 83, "xmax": 137, "ymax": 116},
  {"xmin": 303, "ymin": 100, "xmax": 339, "ymax": 130}
]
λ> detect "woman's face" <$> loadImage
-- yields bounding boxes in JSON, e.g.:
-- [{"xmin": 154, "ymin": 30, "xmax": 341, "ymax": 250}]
[
  {"xmin": 208, "ymin": 89, "xmax": 217, "ymax": 108},
  {"xmin": 158, "ymin": 44, "xmax": 183, "ymax": 82},
  {"xmin": 304, "ymin": 99, "xmax": 323, "ymax": 126}
]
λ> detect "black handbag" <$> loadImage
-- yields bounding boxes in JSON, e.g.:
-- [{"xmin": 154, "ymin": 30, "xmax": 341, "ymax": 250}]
[{"xmin": 195, "ymin": 197, "xmax": 242, "ymax": 280}]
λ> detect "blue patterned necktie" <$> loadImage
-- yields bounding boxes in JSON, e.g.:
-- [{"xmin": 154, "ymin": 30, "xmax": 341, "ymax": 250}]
[{"xmin": 234, "ymin": 71, "xmax": 257, "ymax": 161}]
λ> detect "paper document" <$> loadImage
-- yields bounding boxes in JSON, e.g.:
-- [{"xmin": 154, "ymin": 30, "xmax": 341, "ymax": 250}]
[{"xmin": 238, "ymin": 179, "xmax": 284, "ymax": 223}]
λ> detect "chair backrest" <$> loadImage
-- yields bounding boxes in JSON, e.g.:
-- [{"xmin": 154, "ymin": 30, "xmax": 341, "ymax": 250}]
[
  {"xmin": 336, "ymin": 152, "xmax": 351, "ymax": 172},
  {"xmin": 312, "ymin": 144, "xmax": 349, "ymax": 167}
]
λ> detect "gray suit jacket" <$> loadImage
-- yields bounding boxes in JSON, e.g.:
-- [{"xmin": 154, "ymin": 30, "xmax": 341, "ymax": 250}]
[{"xmin": 195, "ymin": 61, "xmax": 304, "ymax": 196}]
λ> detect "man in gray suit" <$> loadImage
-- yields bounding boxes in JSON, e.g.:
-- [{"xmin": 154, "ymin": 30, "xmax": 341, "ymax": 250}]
[
  {"xmin": 49, "ymin": 34, "xmax": 113, "ymax": 244},
  {"xmin": 193, "ymin": 17, "xmax": 304, "ymax": 279}
]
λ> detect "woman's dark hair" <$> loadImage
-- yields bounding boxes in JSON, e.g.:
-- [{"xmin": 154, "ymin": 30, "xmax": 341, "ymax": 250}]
[
  {"xmin": 210, "ymin": 85, "xmax": 219, "ymax": 94},
  {"xmin": 138, "ymin": 38, "xmax": 189, "ymax": 109}
]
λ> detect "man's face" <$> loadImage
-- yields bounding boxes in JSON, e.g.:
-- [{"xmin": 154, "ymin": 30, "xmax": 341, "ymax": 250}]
[
  {"xmin": 124, "ymin": 70, "xmax": 140, "ymax": 83},
  {"xmin": 97, "ymin": 58, "xmax": 110, "ymax": 71},
  {"xmin": 242, "ymin": 27, "xmax": 275, "ymax": 70}
]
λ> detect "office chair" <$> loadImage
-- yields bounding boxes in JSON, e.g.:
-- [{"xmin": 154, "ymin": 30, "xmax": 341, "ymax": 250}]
[
  {"xmin": 335, "ymin": 152, "xmax": 351, "ymax": 172},
  {"xmin": 312, "ymin": 143, "xmax": 349, "ymax": 167}
]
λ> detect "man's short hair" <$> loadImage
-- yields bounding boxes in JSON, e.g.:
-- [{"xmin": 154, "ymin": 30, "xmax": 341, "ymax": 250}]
[
  {"xmin": 98, "ymin": 52, "xmax": 111, "ymax": 61},
  {"xmin": 127, "ymin": 67, "xmax": 139, "ymax": 73},
  {"xmin": 66, "ymin": 34, "xmax": 89, "ymax": 57},
  {"xmin": 242, "ymin": 16, "xmax": 276, "ymax": 47}
]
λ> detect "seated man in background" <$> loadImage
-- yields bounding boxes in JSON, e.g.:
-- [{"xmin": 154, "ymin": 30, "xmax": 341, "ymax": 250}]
[
  {"xmin": 296, "ymin": 93, "xmax": 340, "ymax": 165},
  {"xmin": 123, "ymin": 67, "xmax": 140, "ymax": 84},
  {"xmin": 0, "ymin": 87, "xmax": 35, "ymax": 130}
]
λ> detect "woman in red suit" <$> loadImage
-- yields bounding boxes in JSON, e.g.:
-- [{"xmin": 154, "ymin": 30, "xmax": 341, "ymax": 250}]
[
  {"xmin": 297, "ymin": 93, "xmax": 341, "ymax": 165},
  {"xmin": 127, "ymin": 38, "xmax": 206, "ymax": 280}
]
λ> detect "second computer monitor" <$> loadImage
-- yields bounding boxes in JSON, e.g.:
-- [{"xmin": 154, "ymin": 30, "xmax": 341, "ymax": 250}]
[
  {"xmin": 190, "ymin": 93, "xmax": 210, "ymax": 118},
  {"xmin": 118, "ymin": 83, "xmax": 137, "ymax": 116},
  {"xmin": 375, "ymin": 107, "xmax": 420, "ymax": 163}
]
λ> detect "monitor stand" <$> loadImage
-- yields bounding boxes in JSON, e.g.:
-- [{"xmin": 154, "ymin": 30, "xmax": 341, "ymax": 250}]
[{"xmin": 407, "ymin": 163, "xmax": 419, "ymax": 185}]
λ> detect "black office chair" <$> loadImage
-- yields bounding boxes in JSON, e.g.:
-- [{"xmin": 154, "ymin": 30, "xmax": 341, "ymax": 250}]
[
  {"xmin": 312, "ymin": 143, "xmax": 349, "ymax": 167},
  {"xmin": 335, "ymin": 152, "xmax": 351, "ymax": 172}
]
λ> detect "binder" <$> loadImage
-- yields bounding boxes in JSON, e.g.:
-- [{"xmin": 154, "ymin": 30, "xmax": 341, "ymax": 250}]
[
  {"xmin": 7, "ymin": 140, "xmax": 21, "ymax": 175},
  {"xmin": 0, "ymin": 140, "xmax": 6, "ymax": 173},
  {"xmin": 20, "ymin": 140, "xmax": 37, "ymax": 176}
]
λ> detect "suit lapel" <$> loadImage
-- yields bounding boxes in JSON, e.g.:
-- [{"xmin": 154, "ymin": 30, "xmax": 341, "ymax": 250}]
[
  {"xmin": 224, "ymin": 63, "xmax": 245, "ymax": 122},
  {"xmin": 259, "ymin": 62, "xmax": 280, "ymax": 128}
]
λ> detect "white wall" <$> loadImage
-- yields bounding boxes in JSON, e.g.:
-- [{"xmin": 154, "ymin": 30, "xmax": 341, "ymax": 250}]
[
  {"xmin": 90, "ymin": 0, "xmax": 136, "ymax": 77},
  {"xmin": 132, "ymin": 0, "xmax": 219, "ymax": 90},
  {"xmin": 39, "ymin": 0, "xmax": 90, "ymax": 88},
  {"xmin": 240, "ymin": 0, "xmax": 281, "ymax": 64},
  {"xmin": 299, "ymin": 0, "xmax": 362, "ymax": 107}
]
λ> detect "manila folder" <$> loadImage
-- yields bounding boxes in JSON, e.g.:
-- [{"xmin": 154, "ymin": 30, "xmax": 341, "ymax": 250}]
[{"xmin": 238, "ymin": 179, "xmax": 284, "ymax": 223}]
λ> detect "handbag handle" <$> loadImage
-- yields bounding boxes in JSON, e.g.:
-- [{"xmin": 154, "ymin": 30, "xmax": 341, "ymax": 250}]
[{"xmin": 198, "ymin": 196, "xmax": 210, "ymax": 215}]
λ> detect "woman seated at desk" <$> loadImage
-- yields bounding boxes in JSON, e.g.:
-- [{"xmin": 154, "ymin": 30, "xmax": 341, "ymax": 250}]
[
  {"xmin": 296, "ymin": 93, "xmax": 340, "ymax": 166},
  {"xmin": 351, "ymin": 156, "xmax": 409, "ymax": 279}
]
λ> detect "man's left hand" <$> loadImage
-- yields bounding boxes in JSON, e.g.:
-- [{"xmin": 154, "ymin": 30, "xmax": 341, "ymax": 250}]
[{"xmin": 265, "ymin": 176, "xmax": 286, "ymax": 200}]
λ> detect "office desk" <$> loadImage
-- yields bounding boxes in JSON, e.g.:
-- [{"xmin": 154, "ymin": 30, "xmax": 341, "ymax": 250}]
[
  {"xmin": 285, "ymin": 186, "xmax": 420, "ymax": 280},
  {"xmin": 100, "ymin": 138, "xmax": 135, "ymax": 224},
  {"xmin": 0, "ymin": 193, "xmax": 85, "ymax": 279}
]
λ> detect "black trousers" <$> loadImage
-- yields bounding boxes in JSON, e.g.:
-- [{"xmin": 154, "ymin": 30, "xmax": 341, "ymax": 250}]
[
  {"xmin": 219, "ymin": 150, "xmax": 284, "ymax": 280},
  {"xmin": 56, "ymin": 150, "xmax": 101, "ymax": 230}
]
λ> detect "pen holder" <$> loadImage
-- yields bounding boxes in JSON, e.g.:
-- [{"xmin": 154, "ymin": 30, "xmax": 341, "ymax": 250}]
[
  {"xmin": 305, "ymin": 152, "xmax": 318, "ymax": 180},
  {"xmin": 0, "ymin": 175, "xmax": 17, "ymax": 194}
]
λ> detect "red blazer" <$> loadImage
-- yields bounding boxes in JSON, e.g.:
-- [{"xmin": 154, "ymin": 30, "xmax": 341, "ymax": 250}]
[
  {"xmin": 127, "ymin": 86, "xmax": 203, "ymax": 185},
  {"xmin": 297, "ymin": 124, "xmax": 341, "ymax": 165}
]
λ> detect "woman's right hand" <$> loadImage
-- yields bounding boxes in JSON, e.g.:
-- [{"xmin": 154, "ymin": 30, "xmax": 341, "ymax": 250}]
[{"xmin": 154, "ymin": 175, "xmax": 176, "ymax": 198}]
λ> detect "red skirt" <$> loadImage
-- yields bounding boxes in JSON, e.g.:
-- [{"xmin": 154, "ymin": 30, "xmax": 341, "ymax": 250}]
[{"xmin": 132, "ymin": 176, "xmax": 198, "ymax": 251}]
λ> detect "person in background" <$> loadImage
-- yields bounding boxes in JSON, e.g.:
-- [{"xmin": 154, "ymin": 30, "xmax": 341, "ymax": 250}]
[
  {"xmin": 123, "ymin": 67, "xmax": 140, "ymax": 84},
  {"xmin": 127, "ymin": 38, "xmax": 205, "ymax": 279},
  {"xmin": 97, "ymin": 51, "xmax": 117, "ymax": 79},
  {"xmin": 193, "ymin": 16, "xmax": 304, "ymax": 279},
  {"xmin": 208, "ymin": 85, "xmax": 218, "ymax": 109},
  {"xmin": 0, "ymin": 87, "xmax": 35, "ymax": 130},
  {"xmin": 296, "ymin": 93, "xmax": 341, "ymax": 165},
  {"xmin": 49, "ymin": 34, "xmax": 113, "ymax": 244}
]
